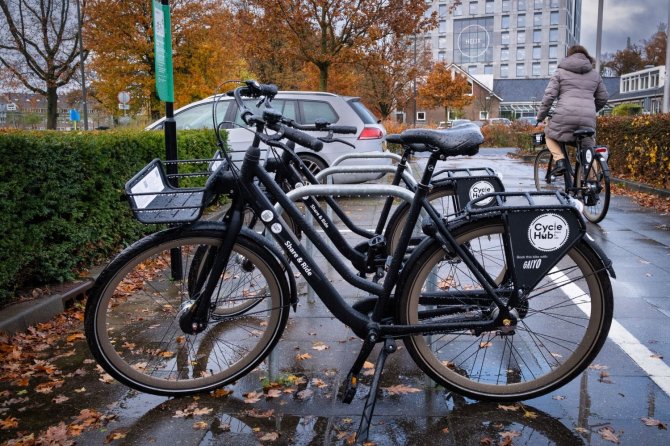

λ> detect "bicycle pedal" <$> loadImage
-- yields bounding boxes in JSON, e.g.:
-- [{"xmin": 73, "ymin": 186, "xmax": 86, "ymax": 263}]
[{"xmin": 341, "ymin": 373, "xmax": 358, "ymax": 404}]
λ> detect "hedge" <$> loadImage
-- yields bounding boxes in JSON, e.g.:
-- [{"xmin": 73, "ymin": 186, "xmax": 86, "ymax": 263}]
[
  {"xmin": 596, "ymin": 114, "xmax": 670, "ymax": 189},
  {"xmin": 0, "ymin": 129, "xmax": 222, "ymax": 305}
]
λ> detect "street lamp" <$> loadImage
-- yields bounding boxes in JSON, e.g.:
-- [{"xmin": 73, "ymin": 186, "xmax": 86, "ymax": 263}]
[{"xmin": 75, "ymin": 0, "xmax": 89, "ymax": 130}]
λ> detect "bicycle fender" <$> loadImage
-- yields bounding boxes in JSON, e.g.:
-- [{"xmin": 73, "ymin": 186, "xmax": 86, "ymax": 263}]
[
  {"xmin": 596, "ymin": 155, "xmax": 610, "ymax": 175},
  {"xmin": 582, "ymin": 232, "xmax": 616, "ymax": 279}
]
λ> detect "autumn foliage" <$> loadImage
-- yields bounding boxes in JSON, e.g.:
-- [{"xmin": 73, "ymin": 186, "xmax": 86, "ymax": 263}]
[{"xmin": 417, "ymin": 63, "xmax": 474, "ymax": 122}]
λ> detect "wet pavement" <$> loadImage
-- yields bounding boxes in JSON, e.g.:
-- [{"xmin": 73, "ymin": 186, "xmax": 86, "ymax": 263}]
[{"xmin": 1, "ymin": 148, "xmax": 670, "ymax": 445}]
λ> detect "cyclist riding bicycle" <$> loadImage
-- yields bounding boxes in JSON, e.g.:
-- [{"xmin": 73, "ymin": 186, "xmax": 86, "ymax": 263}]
[{"xmin": 535, "ymin": 45, "xmax": 608, "ymax": 176}]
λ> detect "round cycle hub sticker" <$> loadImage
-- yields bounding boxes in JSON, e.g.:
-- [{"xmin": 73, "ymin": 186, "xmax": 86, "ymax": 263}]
[
  {"xmin": 528, "ymin": 213, "xmax": 570, "ymax": 252},
  {"xmin": 469, "ymin": 180, "xmax": 495, "ymax": 205}
]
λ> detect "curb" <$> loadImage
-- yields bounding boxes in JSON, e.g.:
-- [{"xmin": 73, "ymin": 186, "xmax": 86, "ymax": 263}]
[
  {"xmin": 0, "ymin": 279, "xmax": 93, "ymax": 335},
  {"xmin": 611, "ymin": 177, "xmax": 670, "ymax": 198}
]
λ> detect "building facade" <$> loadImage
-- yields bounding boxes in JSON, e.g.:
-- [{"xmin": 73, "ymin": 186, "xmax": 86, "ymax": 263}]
[
  {"xmin": 423, "ymin": 0, "xmax": 581, "ymax": 79},
  {"xmin": 607, "ymin": 66, "xmax": 666, "ymax": 114}
]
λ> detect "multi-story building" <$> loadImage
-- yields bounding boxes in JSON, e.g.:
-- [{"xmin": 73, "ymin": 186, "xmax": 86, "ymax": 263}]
[{"xmin": 424, "ymin": 0, "xmax": 581, "ymax": 79}]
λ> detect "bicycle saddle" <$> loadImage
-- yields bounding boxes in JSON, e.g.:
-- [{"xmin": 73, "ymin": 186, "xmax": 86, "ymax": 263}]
[
  {"xmin": 395, "ymin": 125, "xmax": 484, "ymax": 157},
  {"xmin": 573, "ymin": 128, "xmax": 595, "ymax": 138}
]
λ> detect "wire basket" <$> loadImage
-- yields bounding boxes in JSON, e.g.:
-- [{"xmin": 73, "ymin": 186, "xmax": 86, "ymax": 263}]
[
  {"xmin": 125, "ymin": 151, "xmax": 227, "ymax": 225},
  {"xmin": 531, "ymin": 132, "xmax": 546, "ymax": 147}
]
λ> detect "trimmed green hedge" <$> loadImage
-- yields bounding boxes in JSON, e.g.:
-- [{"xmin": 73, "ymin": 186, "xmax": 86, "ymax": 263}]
[
  {"xmin": 596, "ymin": 114, "xmax": 670, "ymax": 189},
  {"xmin": 0, "ymin": 129, "xmax": 222, "ymax": 304}
]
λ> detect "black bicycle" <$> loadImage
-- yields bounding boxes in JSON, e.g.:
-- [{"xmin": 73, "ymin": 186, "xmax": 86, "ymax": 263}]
[
  {"xmin": 532, "ymin": 129, "xmax": 611, "ymax": 223},
  {"xmin": 85, "ymin": 81, "xmax": 614, "ymax": 442}
]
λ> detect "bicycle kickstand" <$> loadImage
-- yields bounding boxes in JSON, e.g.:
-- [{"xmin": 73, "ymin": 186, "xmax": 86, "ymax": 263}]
[{"xmin": 355, "ymin": 338, "xmax": 397, "ymax": 443}]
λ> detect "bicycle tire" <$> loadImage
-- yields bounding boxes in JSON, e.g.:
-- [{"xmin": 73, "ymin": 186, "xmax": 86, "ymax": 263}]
[
  {"xmin": 398, "ymin": 217, "xmax": 612, "ymax": 401},
  {"xmin": 384, "ymin": 183, "xmax": 458, "ymax": 255},
  {"xmin": 578, "ymin": 157, "xmax": 610, "ymax": 223},
  {"xmin": 84, "ymin": 224, "xmax": 290, "ymax": 396},
  {"xmin": 533, "ymin": 148, "xmax": 566, "ymax": 194}
]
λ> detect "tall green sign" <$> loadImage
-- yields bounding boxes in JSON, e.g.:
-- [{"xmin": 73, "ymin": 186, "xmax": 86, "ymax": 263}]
[{"xmin": 152, "ymin": 0, "xmax": 174, "ymax": 102}]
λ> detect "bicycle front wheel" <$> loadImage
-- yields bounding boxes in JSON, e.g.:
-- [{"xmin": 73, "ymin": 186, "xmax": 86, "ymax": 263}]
[
  {"xmin": 398, "ymin": 218, "xmax": 612, "ymax": 401},
  {"xmin": 578, "ymin": 158, "xmax": 610, "ymax": 223},
  {"xmin": 85, "ymin": 225, "xmax": 290, "ymax": 396},
  {"xmin": 385, "ymin": 183, "xmax": 458, "ymax": 255},
  {"xmin": 533, "ymin": 148, "xmax": 566, "ymax": 193}
]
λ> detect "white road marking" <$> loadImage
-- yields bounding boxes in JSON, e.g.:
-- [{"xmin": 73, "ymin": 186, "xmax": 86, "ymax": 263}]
[{"xmin": 552, "ymin": 267, "xmax": 670, "ymax": 396}]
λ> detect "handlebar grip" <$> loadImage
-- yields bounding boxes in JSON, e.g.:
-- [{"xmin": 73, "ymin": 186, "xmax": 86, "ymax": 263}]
[
  {"xmin": 280, "ymin": 125, "xmax": 324, "ymax": 152},
  {"xmin": 327, "ymin": 125, "xmax": 357, "ymax": 135}
]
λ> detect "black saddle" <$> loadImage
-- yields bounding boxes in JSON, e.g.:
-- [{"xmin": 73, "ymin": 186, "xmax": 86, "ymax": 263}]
[
  {"xmin": 386, "ymin": 124, "xmax": 483, "ymax": 157},
  {"xmin": 573, "ymin": 128, "xmax": 595, "ymax": 138}
]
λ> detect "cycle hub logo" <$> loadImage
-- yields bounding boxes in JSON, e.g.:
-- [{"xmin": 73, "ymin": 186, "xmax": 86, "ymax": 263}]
[
  {"xmin": 528, "ymin": 213, "xmax": 569, "ymax": 252},
  {"xmin": 469, "ymin": 180, "xmax": 495, "ymax": 205}
]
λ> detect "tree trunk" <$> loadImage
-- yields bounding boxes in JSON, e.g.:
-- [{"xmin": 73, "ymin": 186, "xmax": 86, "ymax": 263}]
[
  {"xmin": 318, "ymin": 63, "xmax": 329, "ymax": 91},
  {"xmin": 444, "ymin": 107, "xmax": 449, "ymax": 123},
  {"xmin": 46, "ymin": 86, "xmax": 59, "ymax": 130}
]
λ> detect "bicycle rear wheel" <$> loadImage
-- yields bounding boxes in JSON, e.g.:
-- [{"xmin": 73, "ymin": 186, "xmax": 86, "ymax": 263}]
[
  {"xmin": 85, "ymin": 225, "xmax": 290, "ymax": 396},
  {"xmin": 398, "ymin": 218, "xmax": 612, "ymax": 401},
  {"xmin": 578, "ymin": 158, "xmax": 610, "ymax": 223},
  {"xmin": 533, "ymin": 148, "xmax": 566, "ymax": 194}
]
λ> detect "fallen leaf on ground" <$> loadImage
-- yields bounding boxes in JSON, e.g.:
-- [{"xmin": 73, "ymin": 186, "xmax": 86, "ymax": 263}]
[
  {"xmin": 296, "ymin": 389, "xmax": 313, "ymax": 400},
  {"xmin": 0, "ymin": 416, "xmax": 19, "ymax": 429},
  {"xmin": 497, "ymin": 404, "xmax": 519, "ymax": 412},
  {"xmin": 598, "ymin": 426, "xmax": 621, "ymax": 444},
  {"xmin": 192, "ymin": 421, "xmax": 209, "ymax": 430},
  {"xmin": 266, "ymin": 388, "xmax": 282, "ymax": 398},
  {"xmin": 296, "ymin": 353, "xmax": 312, "ymax": 360},
  {"xmin": 383, "ymin": 384, "xmax": 421, "ymax": 395},
  {"xmin": 105, "ymin": 430, "xmax": 127, "ymax": 442},
  {"xmin": 259, "ymin": 431, "xmax": 280, "ymax": 441},
  {"xmin": 212, "ymin": 388, "xmax": 232, "ymax": 398},
  {"xmin": 312, "ymin": 341, "xmax": 329, "ymax": 351},
  {"xmin": 641, "ymin": 417, "xmax": 668, "ymax": 429},
  {"xmin": 246, "ymin": 408, "xmax": 274, "ymax": 418},
  {"xmin": 244, "ymin": 391, "xmax": 262, "ymax": 404}
]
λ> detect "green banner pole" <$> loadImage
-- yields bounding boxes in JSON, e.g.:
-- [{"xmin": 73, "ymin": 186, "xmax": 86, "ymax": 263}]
[{"xmin": 153, "ymin": 0, "xmax": 181, "ymax": 279}]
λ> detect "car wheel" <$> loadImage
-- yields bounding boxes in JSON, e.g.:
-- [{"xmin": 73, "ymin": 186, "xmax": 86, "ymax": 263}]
[{"xmin": 298, "ymin": 154, "xmax": 328, "ymax": 182}]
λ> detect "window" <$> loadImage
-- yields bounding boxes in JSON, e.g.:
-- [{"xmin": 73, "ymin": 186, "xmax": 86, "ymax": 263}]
[
  {"xmin": 439, "ymin": 4, "xmax": 447, "ymax": 18},
  {"xmin": 549, "ymin": 28, "xmax": 558, "ymax": 42},
  {"xmin": 517, "ymin": 14, "xmax": 525, "ymax": 27},
  {"xmin": 502, "ymin": 15, "xmax": 510, "ymax": 29},
  {"xmin": 550, "ymin": 11, "xmax": 559, "ymax": 25},
  {"xmin": 517, "ymin": 0, "xmax": 526, "ymax": 10},
  {"xmin": 517, "ymin": 63, "xmax": 525, "ymax": 77},
  {"xmin": 470, "ymin": 2, "xmax": 478, "ymax": 15},
  {"xmin": 532, "ymin": 62, "xmax": 541, "ymax": 76},
  {"xmin": 533, "ymin": 29, "xmax": 542, "ymax": 42},
  {"xmin": 480, "ymin": 111, "xmax": 489, "ymax": 120},
  {"xmin": 486, "ymin": 0, "xmax": 494, "ymax": 13},
  {"xmin": 502, "ymin": 0, "xmax": 510, "ymax": 12},
  {"xmin": 501, "ymin": 31, "xmax": 510, "ymax": 45},
  {"xmin": 468, "ymin": 65, "xmax": 478, "ymax": 74},
  {"xmin": 438, "ymin": 36, "xmax": 447, "ymax": 48},
  {"xmin": 484, "ymin": 64, "xmax": 493, "ymax": 74},
  {"xmin": 549, "ymin": 61, "xmax": 557, "ymax": 74},
  {"xmin": 501, "ymin": 48, "xmax": 509, "ymax": 60},
  {"xmin": 501, "ymin": 64, "xmax": 509, "ymax": 77},
  {"xmin": 175, "ymin": 101, "xmax": 231, "ymax": 130},
  {"xmin": 417, "ymin": 111, "xmax": 426, "ymax": 121},
  {"xmin": 533, "ymin": 46, "xmax": 541, "ymax": 59},
  {"xmin": 439, "ymin": 20, "xmax": 447, "ymax": 33},
  {"xmin": 454, "ymin": 4, "xmax": 463, "ymax": 15},
  {"xmin": 517, "ymin": 31, "xmax": 526, "ymax": 44},
  {"xmin": 549, "ymin": 45, "xmax": 557, "ymax": 58},
  {"xmin": 438, "ymin": 51, "xmax": 446, "ymax": 61},
  {"xmin": 516, "ymin": 47, "xmax": 525, "ymax": 60},
  {"xmin": 534, "ymin": 0, "xmax": 543, "ymax": 9},
  {"xmin": 550, "ymin": 0, "xmax": 559, "ymax": 7},
  {"xmin": 300, "ymin": 100, "xmax": 338, "ymax": 124},
  {"xmin": 534, "ymin": 12, "xmax": 542, "ymax": 26}
]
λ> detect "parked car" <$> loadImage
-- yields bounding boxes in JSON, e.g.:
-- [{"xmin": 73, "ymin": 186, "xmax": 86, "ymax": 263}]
[
  {"xmin": 146, "ymin": 91, "xmax": 388, "ymax": 184},
  {"xmin": 517, "ymin": 116, "xmax": 539, "ymax": 126},
  {"xmin": 487, "ymin": 117, "xmax": 512, "ymax": 126}
]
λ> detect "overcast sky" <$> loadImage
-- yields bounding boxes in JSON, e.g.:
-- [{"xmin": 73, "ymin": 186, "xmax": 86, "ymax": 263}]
[{"xmin": 580, "ymin": 0, "xmax": 665, "ymax": 56}]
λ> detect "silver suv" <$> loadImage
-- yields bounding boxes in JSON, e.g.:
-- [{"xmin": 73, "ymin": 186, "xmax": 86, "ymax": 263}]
[{"xmin": 146, "ymin": 92, "xmax": 388, "ymax": 183}]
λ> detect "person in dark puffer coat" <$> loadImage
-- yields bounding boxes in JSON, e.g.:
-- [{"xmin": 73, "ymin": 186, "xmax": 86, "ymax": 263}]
[{"xmin": 536, "ymin": 45, "xmax": 608, "ymax": 175}]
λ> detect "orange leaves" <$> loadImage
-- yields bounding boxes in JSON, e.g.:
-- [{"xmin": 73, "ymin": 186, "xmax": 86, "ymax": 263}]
[
  {"xmin": 0, "ymin": 416, "xmax": 19, "ymax": 429},
  {"xmin": 417, "ymin": 62, "xmax": 474, "ymax": 117},
  {"xmin": 382, "ymin": 384, "xmax": 421, "ymax": 396}
]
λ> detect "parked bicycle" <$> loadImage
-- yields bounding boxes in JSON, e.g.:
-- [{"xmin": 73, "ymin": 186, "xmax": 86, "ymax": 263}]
[
  {"xmin": 85, "ymin": 80, "xmax": 615, "ymax": 443},
  {"xmin": 532, "ymin": 128, "xmax": 611, "ymax": 223}
]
